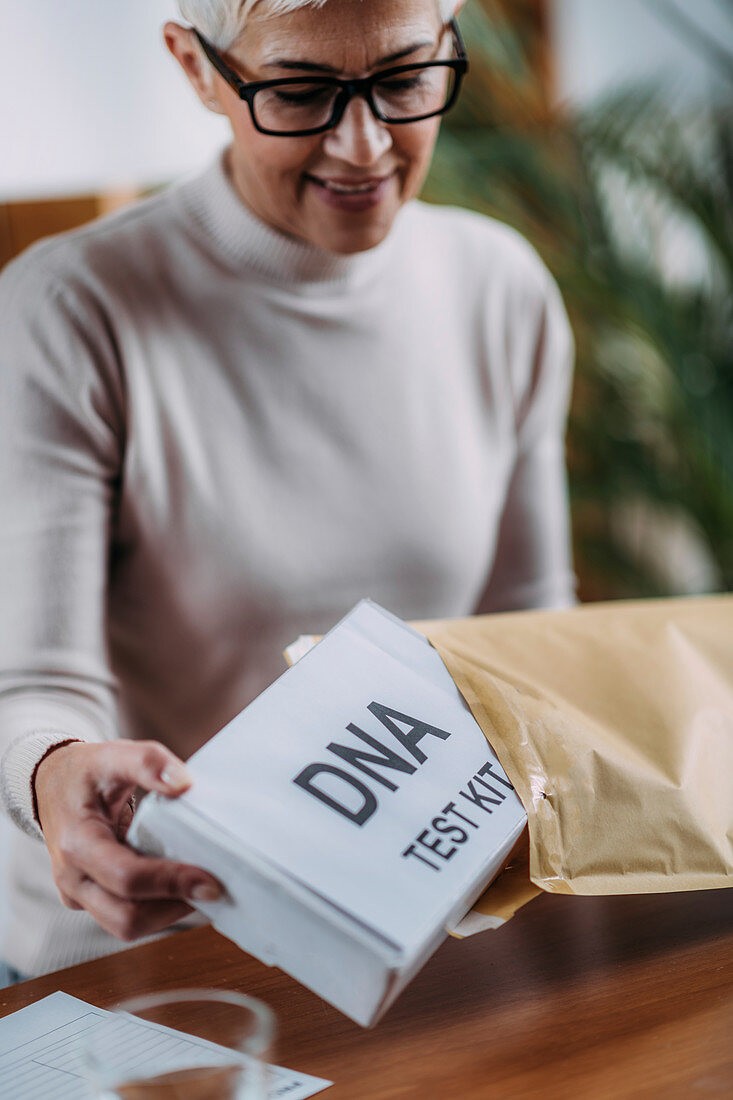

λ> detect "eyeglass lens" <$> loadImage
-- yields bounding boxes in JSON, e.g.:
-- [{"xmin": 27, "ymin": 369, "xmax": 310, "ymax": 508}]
[{"xmin": 253, "ymin": 65, "xmax": 457, "ymax": 132}]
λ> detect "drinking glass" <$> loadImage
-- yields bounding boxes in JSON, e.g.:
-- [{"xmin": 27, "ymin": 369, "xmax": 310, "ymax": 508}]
[{"xmin": 80, "ymin": 988, "xmax": 275, "ymax": 1099}]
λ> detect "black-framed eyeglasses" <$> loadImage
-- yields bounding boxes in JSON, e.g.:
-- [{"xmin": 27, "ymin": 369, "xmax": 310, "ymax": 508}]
[{"xmin": 193, "ymin": 18, "xmax": 468, "ymax": 137}]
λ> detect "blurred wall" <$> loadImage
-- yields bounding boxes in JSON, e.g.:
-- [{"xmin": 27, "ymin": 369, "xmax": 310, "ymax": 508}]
[
  {"xmin": 551, "ymin": 0, "xmax": 733, "ymax": 107},
  {"xmin": 0, "ymin": 0, "xmax": 229, "ymax": 201}
]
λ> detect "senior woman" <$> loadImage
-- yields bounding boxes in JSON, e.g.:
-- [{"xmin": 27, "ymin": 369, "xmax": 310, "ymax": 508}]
[{"xmin": 0, "ymin": 0, "xmax": 575, "ymax": 982}]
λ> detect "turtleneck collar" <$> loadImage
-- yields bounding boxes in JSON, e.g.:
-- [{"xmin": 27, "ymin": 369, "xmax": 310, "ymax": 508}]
[{"xmin": 174, "ymin": 147, "xmax": 399, "ymax": 291}]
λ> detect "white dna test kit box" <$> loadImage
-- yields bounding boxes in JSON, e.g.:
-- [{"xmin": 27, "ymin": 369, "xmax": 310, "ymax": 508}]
[{"xmin": 129, "ymin": 600, "xmax": 527, "ymax": 1026}]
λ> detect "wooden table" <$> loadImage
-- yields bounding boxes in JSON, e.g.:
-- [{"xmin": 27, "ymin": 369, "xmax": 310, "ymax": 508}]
[{"xmin": 2, "ymin": 889, "xmax": 732, "ymax": 1098}]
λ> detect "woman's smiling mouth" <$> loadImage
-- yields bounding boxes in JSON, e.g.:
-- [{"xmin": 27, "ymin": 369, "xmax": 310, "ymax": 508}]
[{"xmin": 305, "ymin": 171, "xmax": 396, "ymax": 210}]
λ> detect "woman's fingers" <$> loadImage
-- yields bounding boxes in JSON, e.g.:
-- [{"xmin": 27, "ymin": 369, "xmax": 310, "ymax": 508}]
[
  {"xmin": 73, "ymin": 878, "xmax": 194, "ymax": 942},
  {"xmin": 90, "ymin": 740, "xmax": 193, "ymax": 810},
  {"xmin": 70, "ymin": 818, "xmax": 222, "ymax": 903},
  {"xmin": 35, "ymin": 738, "xmax": 223, "ymax": 941},
  {"xmin": 35, "ymin": 740, "xmax": 192, "ymax": 839}
]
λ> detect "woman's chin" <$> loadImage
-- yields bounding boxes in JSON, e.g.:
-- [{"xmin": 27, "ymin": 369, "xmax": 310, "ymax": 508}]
[
  {"xmin": 297, "ymin": 177, "xmax": 400, "ymax": 253},
  {"xmin": 306, "ymin": 210, "xmax": 397, "ymax": 255},
  {"xmin": 325, "ymin": 228, "xmax": 392, "ymax": 255}
]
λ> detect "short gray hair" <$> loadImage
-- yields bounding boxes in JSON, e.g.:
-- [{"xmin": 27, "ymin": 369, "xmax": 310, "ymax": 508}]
[{"xmin": 177, "ymin": 0, "xmax": 459, "ymax": 50}]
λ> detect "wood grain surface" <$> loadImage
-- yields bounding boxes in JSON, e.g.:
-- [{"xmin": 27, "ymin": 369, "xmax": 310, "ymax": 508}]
[{"xmin": 2, "ymin": 889, "xmax": 732, "ymax": 1099}]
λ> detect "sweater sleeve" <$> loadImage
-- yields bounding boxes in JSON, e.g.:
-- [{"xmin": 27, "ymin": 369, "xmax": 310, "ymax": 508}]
[
  {"xmin": 475, "ymin": 256, "xmax": 577, "ymax": 614},
  {"xmin": 0, "ymin": 251, "xmax": 124, "ymax": 839}
]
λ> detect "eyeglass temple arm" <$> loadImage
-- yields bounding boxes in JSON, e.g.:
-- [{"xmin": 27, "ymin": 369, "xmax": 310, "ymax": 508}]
[
  {"xmin": 192, "ymin": 27, "xmax": 248, "ymax": 94},
  {"xmin": 448, "ymin": 16, "xmax": 468, "ymax": 65}
]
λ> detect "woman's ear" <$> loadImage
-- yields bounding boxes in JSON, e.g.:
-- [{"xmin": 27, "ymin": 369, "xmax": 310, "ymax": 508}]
[{"xmin": 163, "ymin": 21, "xmax": 226, "ymax": 114}]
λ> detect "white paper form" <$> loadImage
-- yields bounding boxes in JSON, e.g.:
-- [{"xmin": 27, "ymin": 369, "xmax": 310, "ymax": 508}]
[{"xmin": 0, "ymin": 991, "xmax": 332, "ymax": 1100}]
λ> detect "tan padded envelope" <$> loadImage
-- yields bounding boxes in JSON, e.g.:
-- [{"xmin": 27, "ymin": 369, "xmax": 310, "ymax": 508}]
[{"xmin": 418, "ymin": 595, "xmax": 733, "ymax": 919}]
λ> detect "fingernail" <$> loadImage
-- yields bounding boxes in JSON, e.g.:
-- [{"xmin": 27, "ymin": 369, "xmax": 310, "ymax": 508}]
[
  {"xmin": 189, "ymin": 882, "xmax": 222, "ymax": 902},
  {"xmin": 160, "ymin": 763, "xmax": 191, "ymax": 790}
]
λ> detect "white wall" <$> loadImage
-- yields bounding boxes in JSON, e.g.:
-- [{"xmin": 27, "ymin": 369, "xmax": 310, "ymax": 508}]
[
  {"xmin": 551, "ymin": 0, "xmax": 733, "ymax": 107},
  {"xmin": 0, "ymin": 0, "xmax": 230, "ymax": 200}
]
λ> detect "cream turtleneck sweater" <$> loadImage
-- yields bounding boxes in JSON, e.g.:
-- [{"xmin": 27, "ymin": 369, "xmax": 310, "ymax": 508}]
[{"xmin": 0, "ymin": 149, "xmax": 575, "ymax": 975}]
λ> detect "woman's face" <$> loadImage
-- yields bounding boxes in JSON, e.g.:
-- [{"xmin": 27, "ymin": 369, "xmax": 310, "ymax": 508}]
[{"xmin": 169, "ymin": 0, "xmax": 452, "ymax": 255}]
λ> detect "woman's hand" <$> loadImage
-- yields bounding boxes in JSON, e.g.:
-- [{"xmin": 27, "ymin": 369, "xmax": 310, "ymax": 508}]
[{"xmin": 34, "ymin": 740, "xmax": 222, "ymax": 942}]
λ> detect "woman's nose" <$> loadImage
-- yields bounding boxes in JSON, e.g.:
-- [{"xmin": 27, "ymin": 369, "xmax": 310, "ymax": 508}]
[{"xmin": 321, "ymin": 95, "xmax": 393, "ymax": 166}]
